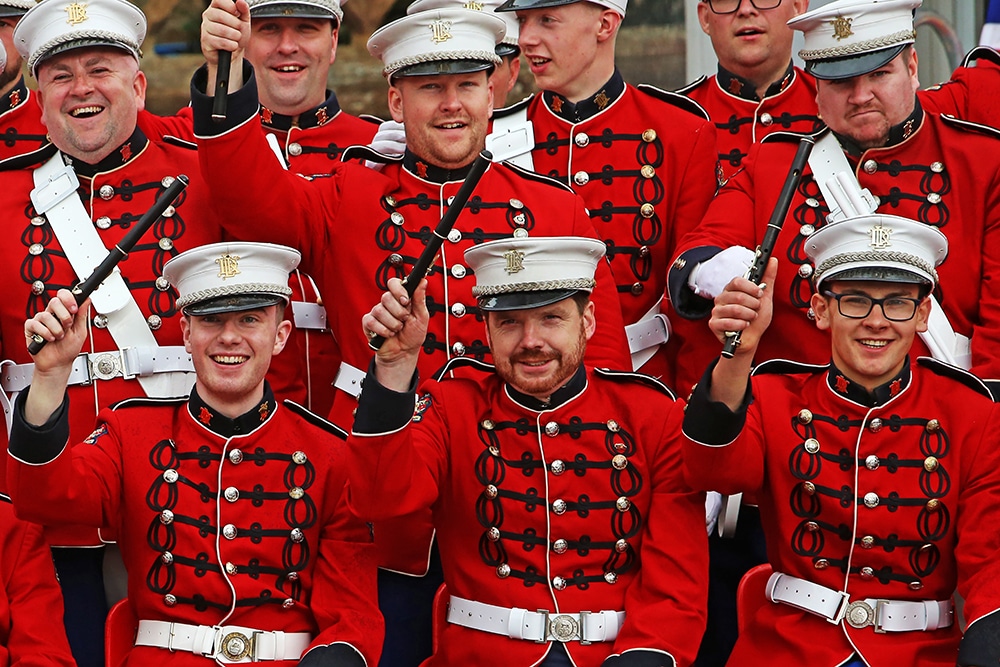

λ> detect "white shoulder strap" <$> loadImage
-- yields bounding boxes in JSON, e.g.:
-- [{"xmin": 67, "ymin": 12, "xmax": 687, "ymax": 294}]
[{"xmin": 486, "ymin": 106, "xmax": 535, "ymax": 170}]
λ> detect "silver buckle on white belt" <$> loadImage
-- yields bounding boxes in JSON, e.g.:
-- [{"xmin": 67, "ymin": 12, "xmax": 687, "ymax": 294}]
[{"xmin": 536, "ymin": 610, "xmax": 590, "ymax": 645}]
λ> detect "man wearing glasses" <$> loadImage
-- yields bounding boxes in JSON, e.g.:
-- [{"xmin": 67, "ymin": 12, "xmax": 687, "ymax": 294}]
[{"xmin": 682, "ymin": 214, "xmax": 1000, "ymax": 667}]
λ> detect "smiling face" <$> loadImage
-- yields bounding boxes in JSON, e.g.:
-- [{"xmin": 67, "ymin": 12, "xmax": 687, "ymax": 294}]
[
  {"xmin": 36, "ymin": 46, "xmax": 145, "ymax": 164},
  {"xmin": 181, "ymin": 306, "xmax": 292, "ymax": 418},
  {"xmin": 245, "ymin": 16, "xmax": 337, "ymax": 117},
  {"xmin": 812, "ymin": 280, "xmax": 929, "ymax": 391},
  {"xmin": 388, "ymin": 71, "xmax": 493, "ymax": 170},
  {"xmin": 815, "ymin": 48, "xmax": 920, "ymax": 151},
  {"xmin": 697, "ymin": 0, "xmax": 807, "ymax": 94},
  {"xmin": 485, "ymin": 295, "xmax": 595, "ymax": 400}
]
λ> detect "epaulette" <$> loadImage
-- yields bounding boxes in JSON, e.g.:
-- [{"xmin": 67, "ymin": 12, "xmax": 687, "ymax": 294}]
[
  {"xmin": 110, "ymin": 395, "xmax": 188, "ymax": 410},
  {"xmin": 282, "ymin": 400, "xmax": 349, "ymax": 440},
  {"xmin": 161, "ymin": 135, "xmax": 197, "ymax": 150},
  {"xmin": 939, "ymin": 114, "xmax": 1000, "ymax": 141},
  {"xmin": 497, "ymin": 159, "xmax": 575, "ymax": 193},
  {"xmin": 358, "ymin": 114, "xmax": 384, "ymax": 126},
  {"xmin": 0, "ymin": 142, "xmax": 57, "ymax": 171},
  {"xmin": 916, "ymin": 357, "xmax": 994, "ymax": 400},
  {"xmin": 636, "ymin": 84, "xmax": 710, "ymax": 121},
  {"xmin": 594, "ymin": 367, "xmax": 677, "ymax": 400},
  {"xmin": 752, "ymin": 358, "xmax": 827, "ymax": 377},
  {"xmin": 962, "ymin": 45, "xmax": 1000, "ymax": 68},
  {"xmin": 760, "ymin": 126, "xmax": 828, "ymax": 145},
  {"xmin": 432, "ymin": 356, "xmax": 496, "ymax": 382},
  {"xmin": 674, "ymin": 75, "xmax": 709, "ymax": 96},
  {"xmin": 340, "ymin": 144, "xmax": 404, "ymax": 164},
  {"xmin": 491, "ymin": 93, "xmax": 534, "ymax": 119}
]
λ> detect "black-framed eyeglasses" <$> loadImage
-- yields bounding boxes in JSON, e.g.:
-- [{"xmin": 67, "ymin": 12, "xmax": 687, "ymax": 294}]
[
  {"xmin": 822, "ymin": 291, "xmax": 922, "ymax": 322},
  {"xmin": 703, "ymin": 0, "xmax": 782, "ymax": 15}
]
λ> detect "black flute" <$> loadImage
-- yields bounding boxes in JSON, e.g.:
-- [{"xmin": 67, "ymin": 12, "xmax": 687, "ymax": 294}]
[
  {"xmin": 213, "ymin": 50, "xmax": 232, "ymax": 121},
  {"xmin": 369, "ymin": 150, "xmax": 493, "ymax": 350},
  {"xmin": 28, "ymin": 175, "xmax": 190, "ymax": 355},
  {"xmin": 721, "ymin": 136, "xmax": 815, "ymax": 358}
]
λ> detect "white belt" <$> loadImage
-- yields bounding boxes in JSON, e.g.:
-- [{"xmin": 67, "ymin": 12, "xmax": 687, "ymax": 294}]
[
  {"xmin": 767, "ymin": 572, "xmax": 954, "ymax": 633},
  {"xmin": 624, "ymin": 301, "xmax": 671, "ymax": 371},
  {"xmin": 1, "ymin": 346, "xmax": 194, "ymax": 393},
  {"xmin": 291, "ymin": 301, "xmax": 328, "ymax": 331},
  {"xmin": 135, "ymin": 620, "xmax": 311, "ymax": 663},
  {"xmin": 446, "ymin": 595, "xmax": 624, "ymax": 644},
  {"xmin": 333, "ymin": 361, "xmax": 365, "ymax": 399}
]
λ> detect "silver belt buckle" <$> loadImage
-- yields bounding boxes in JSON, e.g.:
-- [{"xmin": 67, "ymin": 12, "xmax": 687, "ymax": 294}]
[
  {"xmin": 89, "ymin": 351, "xmax": 123, "ymax": 381},
  {"xmin": 218, "ymin": 629, "xmax": 256, "ymax": 661},
  {"xmin": 548, "ymin": 613, "xmax": 580, "ymax": 643},
  {"xmin": 844, "ymin": 600, "xmax": 887, "ymax": 633}
]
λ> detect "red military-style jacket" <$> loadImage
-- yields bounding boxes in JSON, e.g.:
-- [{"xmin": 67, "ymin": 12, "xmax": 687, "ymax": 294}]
[
  {"xmin": 668, "ymin": 108, "xmax": 1000, "ymax": 394},
  {"xmin": 494, "ymin": 70, "xmax": 718, "ymax": 383},
  {"xmin": 682, "ymin": 357, "xmax": 1000, "ymax": 667},
  {"xmin": 0, "ymin": 132, "xmax": 228, "ymax": 547},
  {"xmin": 6, "ymin": 385, "xmax": 381, "ymax": 667},
  {"xmin": 0, "ymin": 78, "xmax": 47, "ymax": 161},
  {"xmin": 348, "ymin": 361, "xmax": 707, "ymax": 667},
  {"xmin": 0, "ymin": 501, "xmax": 76, "ymax": 667}
]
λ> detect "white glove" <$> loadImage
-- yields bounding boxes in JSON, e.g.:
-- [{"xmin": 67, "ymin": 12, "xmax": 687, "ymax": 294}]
[
  {"xmin": 705, "ymin": 491, "xmax": 723, "ymax": 536},
  {"xmin": 363, "ymin": 119, "xmax": 406, "ymax": 171},
  {"xmin": 687, "ymin": 245, "xmax": 756, "ymax": 300}
]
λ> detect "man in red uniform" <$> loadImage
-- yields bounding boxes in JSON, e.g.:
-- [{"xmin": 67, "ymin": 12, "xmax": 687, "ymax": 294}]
[
  {"xmin": 197, "ymin": 4, "xmax": 630, "ymax": 664},
  {"xmin": 669, "ymin": 0, "xmax": 1000, "ymax": 397},
  {"xmin": 682, "ymin": 214, "xmax": 1000, "ymax": 667},
  {"xmin": 0, "ymin": 501, "xmax": 76, "ymax": 667},
  {"xmin": 489, "ymin": 0, "xmax": 718, "ymax": 381},
  {"xmin": 352, "ymin": 236, "xmax": 707, "ymax": 667},
  {"xmin": 0, "ymin": 0, "xmax": 46, "ymax": 160},
  {"xmin": 8, "ymin": 242, "xmax": 382, "ymax": 666}
]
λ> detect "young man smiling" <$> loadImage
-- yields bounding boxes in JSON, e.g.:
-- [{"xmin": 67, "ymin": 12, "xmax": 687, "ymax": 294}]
[{"xmin": 681, "ymin": 215, "xmax": 1000, "ymax": 667}]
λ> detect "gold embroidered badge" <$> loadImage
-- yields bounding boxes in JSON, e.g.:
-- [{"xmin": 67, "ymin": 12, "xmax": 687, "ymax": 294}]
[
  {"xmin": 65, "ymin": 2, "xmax": 89, "ymax": 25},
  {"xmin": 503, "ymin": 249, "xmax": 525, "ymax": 274},
  {"xmin": 831, "ymin": 16, "xmax": 853, "ymax": 41},
  {"xmin": 216, "ymin": 253, "xmax": 242, "ymax": 279},
  {"xmin": 868, "ymin": 222, "xmax": 893, "ymax": 250},
  {"xmin": 429, "ymin": 19, "xmax": 453, "ymax": 44}
]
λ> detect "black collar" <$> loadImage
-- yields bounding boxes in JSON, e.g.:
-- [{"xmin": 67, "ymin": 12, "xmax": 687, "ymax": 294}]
[
  {"xmin": 66, "ymin": 127, "xmax": 148, "ymax": 177},
  {"xmin": 402, "ymin": 149, "xmax": 477, "ymax": 183},
  {"xmin": 834, "ymin": 98, "xmax": 923, "ymax": 157},
  {"xmin": 827, "ymin": 357, "xmax": 910, "ymax": 407},
  {"xmin": 259, "ymin": 89, "xmax": 342, "ymax": 131},
  {"xmin": 0, "ymin": 77, "xmax": 29, "ymax": 115},
  {"xmin": 542, "ymin": 69, "xmax": 626, "ymax": 123},
  {"xmin": 716, "ymin": 62, "xmax": 795, "ymax": 102},
  {"xmin": 506, "ymin": 364, "xmax": 587, "ymax": 412},
  {"xmin": 187, "ymin": 383, "xmax": 278, "ymax": 437}
]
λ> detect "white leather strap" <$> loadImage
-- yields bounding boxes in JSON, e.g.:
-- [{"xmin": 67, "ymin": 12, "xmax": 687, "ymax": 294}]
[
  {"xmin": 766, "ymin": 571, "xmax": 954, "ymax": 633},
  {"xmin": 333, "ymin": 361, "xmax": 366, "ymax": 399},
  {"xmin": 135, "ymin": 620, "xmax": 311, "ymax": 663},
  {"xmin": 446, "ymin": 595, "xmax": 624, "ymax": 643},
  {"xmin": 807, "ymin": 132, "xmax": 878, "ymax": 223},
  {"xmin": 486, "ymin": 106, "xmax": 535, "ymax": 169},
  {"xmin": 716, "ymin": 492, "xmax": 743, "ymax": 538},
  {"xmin": 291, "ymin": 301, "xmax": 328, "ymax": 330},
  {"xmin": 625, "ymin": 300, "xmax": 670, "ymax": 371},
  {"xmin": 1, "ymin": 346, "xmax": 194, "ymax": 393}
]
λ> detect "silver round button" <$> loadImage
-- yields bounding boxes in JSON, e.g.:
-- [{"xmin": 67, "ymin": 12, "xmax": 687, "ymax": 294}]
[
  {"xmin": 447, "ymin": 229, "xmax": 463, "ymax": 243},
  {"xmin": 604, "ymin": 571, "xmax": 618, "ymax": 584},
  {"xmin": 550, "ymin": 459, "xmax": 566, "ymax": 475},
  {"xmin": 160, "ymin": 509, "xmax": 174, "ymax": 525},
  {"xmin": 860, "ymin": 566, "xmax": 874, "ymax": 580},
  {"xmin": 225, "ymin": 562, "xmax": 238, "ymax": 575},
  {"xmin": 760, "ymin": 112, "xmax": 773, "ymax": 126},
  {"xmin": 224, "ymin": 486, "xmax": 240, "ymax": 502},
  {"xmin": 99, "ymin": 184, "xmax": 115, "ymax": 200},
  {"xmin": 289, "ymin": 487, "xmax": 305, "ymax": 500},
  {"xmin": 288, "ymin": 142, "xmax": 302, "ymax": 156},
  {"xmin": 451, "ymin": 303, "xmax": 466, "ymax": 317},
  {"xmin": 31, "ymin": 216, "xmax": 46, "ymax": 226},
  {"xmin": 95, "ymin": 216, "xmax": 112, "ymax": 230},
  {"xmin": 287, "ymin": 571, "xmax": 299, "ymax": 581},
  {"xmin": 805, "ymin": 198, "xmax": 819, "ymax": 208},
  {"xmin": 229, "ymin": 449, "xmax": 244, "ymax": 464},
  {"xmin": 450, "ymin": 264, "xmax": 467, "ymax": 279},
  {"xmin": 161, "ymin": 176, "xmax": 176, "ymax": 188},
  {"xmin": 390, "ymin": 212, "xmax": 404, "ymax": 226},
  {"xmin": 616, "ymin": 496, "xmax": 631, "ymax": 512},
  {"xmin": 162, "ymin": 469, "xmax": 179, "ymax": 484},
  {"xmin": 863, "ymin": 160, "xmax": 878, "ymax": 174},
  {"xmin": 161, "ymin": 551, "xmax": 174, "ymax": 564},
  {"xmin": 868, "ymin": 418, "xmax": 883, "ymax": 433},
  {"xmin": 615, "ymin": 539, "xmax": 628, "ymax": 553},
  {"xmin": 513, "ymin": 227, "xmax": 529, "ymax": 238},
  {"xmin": 487, "ymin": 527, "xmax": 500, "ymax": 541},
  {"xmin": 147, "ymin": 315, "xmax": 162, "ymax": 330},
  {"xmin": 574, "ymin": 132, "xmax": 590, "ymax": 147},
  {"xmin": 509, "ymin": 198, "xmax": 524, "ymax": 210},
  {"xmin": 552, "ymin": 576, "xmax": 567, "ymax": 591},
  {"xmin": 484, "ymin": 484, "xmax": 498, "ymax": 499},
  {"xmin": 927, "ymin": 192, "xmax": 942, "ymax": 204},
  {"xmin": 573, "ymin": 171, "xmax": 590, "ymax": 186},
  {"xmin": 611, "ymin": 454, "xmax": 628, "ymax": 470},
  {"xmin": 292, "ymin": 451, "xmax": 307, "ymax": 465},
  {"xmin": 164, "ymin": 594, "xmax": 177, "ymax": 606},
  {"xmin": 28, "ymin": 243, "xmax": 43, "ymax": 256},
  {"xmin": 804, "ymin": 438, "xmax": 820, "ymax": 454},
  {"xmin": 930, "ymin": 161, "xmax": 944, "ymax": 173},
  {"xmin": 863, "ymin": 492, "xmax": 880, "ymax": 508},
  {"xmin": 93, "ymin": 314, "xmax": 109, "ymax": 329},
  {"xmin": 31, "ymin": 280, "xmax": 45, "ymax": 295},
  {"xmin": 158, "ymin": 237, "xmax": 174, "ymax": 251},
  {"xmin": 553, "ymin": 539, "xmax": 568, "ymax": 554},
  {"xmin": 799, "ymin": 224, "xmax": 815, "ymax": 237},
  {"xmin": 155, "ymin": 276, "xmax": 170, "ymax": 291},
  {"xmin": 223, "ymin": 523, "xmax": 237, "ymax": 539},
  {"xmin": 282, "ymin": 598, "xmax": 295, "ymax": 609},
  {"xmin": 552, "ymin": 499, "xmax": 567, "ymax": 515},
  {"xmin": 798, "ymin": 263, "xmax": 814, "ymax": 278},
  {"xmin": 451, "ymin": 342, "xmax": 466, "ymax": 356},
  {"xmin": 290, "ymin": 527, "xmax": 304, "ymax": 543},
  {"xmin": 545, "ymin": 421, "xmax": 560, "ymax": 436},
  {"xmin": 496, "ymin": 563, "xmax": 511, "ymax": 578}
]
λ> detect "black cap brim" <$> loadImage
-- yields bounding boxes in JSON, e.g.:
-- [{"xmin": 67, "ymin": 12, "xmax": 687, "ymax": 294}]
[
  {"xmin": 183, "ymin": 294, "xmax": 285, "ymax": 316},
  {"xmin": 393, "ymin": 59, "xmax": 495, "ymax": 80},
  {"xmin": 807, "ymin": 43, "xmax": 907, "ymax": 80},
  {"xmin": 496, "ymin": 0, "xmax": 577, "ymax": 11},
  {"xmin": 478, "ymin": 288, "xmax": 582, "ymax": 312},
  {"xmin": 821, "ymin": 267, "xmax": 928, "ymax": 286},
  {"xmin": 250, "ymin": 4, "xmax": 339, "ymax": 21},
  {"xmin": 496, "ymin": 43, "xmax": 520, "ymax": 58},
  {"xmin": 0, "ymin": 8, "xmax": 26, "ymax": 18}
]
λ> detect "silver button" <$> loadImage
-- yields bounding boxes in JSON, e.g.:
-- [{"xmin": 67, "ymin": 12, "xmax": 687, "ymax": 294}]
[
  {"xmin": 94, "ymin": 314, "xmax": 109, "ymax": 329},
  {"xmin": 223, "ymin": 523, "xmax": 237, "ymax": 539},
  {"xmin": 282, "ymin": 598, "xmax": 295, "ymax": 609},
  {"xmin": 927, "ymin": 192, "xmax": 942, "ymax": 204},
  {"xmin": 805, "ymin": 197, "xmax": 820, "ymax": 208},
  {"xmin": 863, "ymin": 159, "xmax": 878, "ymax": 174},
  {"xmin": 802, "ymin": 481, "xmax": 816, "ymax": 495},
  {"xmin": 484, "ymin": 484, "xmax": 498, "ymax": 499},
  {"xmin": 95, "ymin": 216, "xmax": 112, "ymax": 230},
  {"xmin": 573, "ymin": 170, "xmax": 589, "ymax": 186},
  {"xmin": 224, "ymin": 486, "xmax": 239, "ymax": 502},
  {"xmin": 489, "ymin": 445, "xmax": 500, "ymax": 457},
  {"xmin": 384, "ymin": 195, "xmax": 397, "ymax": 208},
  {"xmin": 229, "ymin": 449, "xmax": 244, "ymax": 464},
  {"xmin": 158, "ymin": 237, "xmax": 174, "ymax": 251},
  {"xmin": 509, "ymin": 198, "xmax": 524, "ymax": 210},
  {"xmin": 814, "ymin": 558, "xmax": 829, "ymax": 570},
  {"xmin": 604, "ymin": 571, "xmax": 618, "ymax": 584},
  {"xmin": 451, "ymin": 342, "xmax": 466, "ymax": 356},
  {"xmin": 31, "ymin": 215, "xmax": 46, "ymax": 226},
  {"xmin": 450, "ymin": 303, "xmax": 466, "ymax": 317},
  {"xmin": 292, "ymin": 451, "xmax": 307, "ymax": 464},
  {"xmin": 289, "ymin": 487, "xmax": 304, "ymax": 500},
  {"xmin": 161, "ymin": 176, "xmax": 176, "ymax": 188},
  {"xmin": 513, "ymin": 228, "xmax": 529, "ymax": 238},
  {"xmin": 799, "ymin": 224, "xmax": 815, "ymax": 236},
  {"xmin": 287, "ymin": 571, "xmax": 299, "ymax": 581},
  {"xmin": 162, "ymin": 469, "xmax": 179, "ymax": 484},
  {"xmin": 607, "ymin": 420, "xmax": 620, "ymax": 432},
  {"xmin": 160, "ymin": 509, "xmax": 174, "ymax": 525},
  {"xmin": 805, "ymin": 521, "xmax": 819, "ymax": 532},
  {"xmin": 390, "ymin": 212, "xmax": 404, "ymax": 226},
  {"xmin": 288, "ymin": 142, "xmax": 302, "ymax": 156},
  {"xmin": 798, "ymin": 409, "xmax": 813, "ymax": 424},
  {"xmin": 496, "ymin": 563, "xmax": 511, "ymax": 578},
  {"xmin": 860, "ymin": 566, "xmax": 874, "ymax": 580},
  {"xmin": 545, "ymin": 421, "xmax": 559, "ymax": 436},
  {"xmin": 865, "ymin": 454, "xmax": 880, "ymax": 470},
  {"xmin": 290, "ymin": 527, "xmax": 304, "ymax": 543},
  {"xmin": 447, "ymin": 229, "xmax": 462, "ymax": 243},
  {"xmin": 31, "ymin": 280, "xmax": 45, "ymax": 295},
  {"xmin": 161, "ymin": 551, "xmax": 174, "ymax": 564},
  {"xmin": 164, "ymin": 594, "xmax": 177, "ymax": 606},
  {"xmin": 574, "ymin": 132, "xmax": 590, "ymax": 147},
  {"xmin": 481, "ymin": 419, "xmax": 495, "ymax": 430},
  {"xmin": 147, "ymin": 315, "xmax": 162, "ymax": 330},
  {"xmin": 388, "ymin": 253, "xmax": 404, "ymax": 266},
  {"xmin": 615, "ymin": 539, "xmax": 628, "ymax": 553},
  {"xmin": 552, "ymin": 576, "xmax": 567, "ymax": 591},
  {"xmin": 616, "ymin": 496, "xmax": 631, "ymax": 512},
  {"xmin": 99, "ymin": 184, "xmax": 115, "ymax": 200},
  {"xmin": 868, "ymin": 418, "xmax": 882, "ymax": 433},
  {"xmin": 930, "ymin": 161, "xmax": 944, "ymax": 173},
  {"xmin": 863, "ymin": 492, "xmax": 880, "ymax": 508},
  {"xmin": 861, "ymin": 535, "xmax": 875, "ymax": 549},
  {"xmin": 451, "ymin": 264, "xmax": 467, "ymax": 279},
  {"xmin": 162, "ymin": 205, "xmax": 175, "ymax": 218},
  {"xmin": 553, "ymin": 539, "xmax": 568, "ymax": 554},
  {"xmin": 225, "ymin": 562, "xmax": 238, "ymax": 575},
  {"xmin": 760, "ymin": 112, "xmax": 773, "ymax": 126},
  {"xmin": 155, "ymin": 276, "xmax": 170, "ymax": 291},
  {"xmin": 804, "ymin": 438, "xmax": 820, "ymax": 454},
  {"xmin": 798, "ymin": 263, "xmax": 814, "ymax": 278},
  {"xmin": 28, "ymin": 243, "xmax": 43, "ymax": 256},
  {"xmin": 550, "ymin": 459, "xmax": 566, "ymax": 475},
  {"xmin": 552, "ymin": 499, "xmax": 567, "ymax": 515},
  {"xmin": 487, "ymin": 527, "xmax": 500, "ymax": 541},
  {"xmin": 908, "ymin": 580, "xmax": 923, "ymax": 591},
  {"xmin": 611, "ymin": 454, "xmax": 628, "ymax": 470}
]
